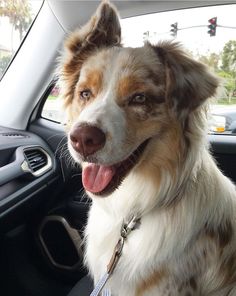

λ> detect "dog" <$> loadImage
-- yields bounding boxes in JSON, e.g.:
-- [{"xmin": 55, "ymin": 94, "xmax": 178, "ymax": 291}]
[{"xmin": 60, "ymin": 1, "xmax": 236, "ymax": 295}]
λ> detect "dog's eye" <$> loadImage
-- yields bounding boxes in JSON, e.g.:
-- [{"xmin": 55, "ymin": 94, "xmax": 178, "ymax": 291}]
[
  {"xmin": 129, "ymin": 94, "xmax": 147, "ymax": 105},
  {"xmin": 80, "ymin": 90, "xmax": 91, "ymax": 100}
]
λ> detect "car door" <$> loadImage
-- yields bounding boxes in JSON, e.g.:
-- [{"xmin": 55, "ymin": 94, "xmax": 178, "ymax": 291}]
[{"xmin": 0, "ymin": 2, "xmax": 90, "ymax": 295}]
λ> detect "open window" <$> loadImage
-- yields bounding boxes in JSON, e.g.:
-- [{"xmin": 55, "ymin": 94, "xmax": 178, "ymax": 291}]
[{"xmin": 0, "ymin": 0, "xmax": 43, "ymax": 80}]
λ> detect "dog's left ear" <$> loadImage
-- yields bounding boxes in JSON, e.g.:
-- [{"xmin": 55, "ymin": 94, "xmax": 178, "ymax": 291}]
[{"xmin": 152, "ymin": 42, "xmax": 219, "ymax": 113}]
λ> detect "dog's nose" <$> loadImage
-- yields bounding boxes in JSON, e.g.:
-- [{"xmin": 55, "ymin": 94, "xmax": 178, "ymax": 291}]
[{"xmin": 70, "ymin": 125, "xmax": 106, "ymax": 157}]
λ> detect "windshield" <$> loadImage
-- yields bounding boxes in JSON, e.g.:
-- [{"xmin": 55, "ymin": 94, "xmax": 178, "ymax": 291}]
[
  {"xmin": 0, "ymin": 0, "xmax": 43, "ymax": 80},
  {"xmin": 121, "ymin": 4, "xmax": 236, "ymax": 134}
]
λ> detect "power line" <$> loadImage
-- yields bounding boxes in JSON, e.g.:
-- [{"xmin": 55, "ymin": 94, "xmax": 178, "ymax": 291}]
[
  {"xmin": 218, "ymin": 25, "xmax": 236, "ymax": 29},
  {"xmin": 178, "ymin": 25, "xmax": 206, "ymax": 31},
  {"xmin": 178, "ymin": 24, "xmax": 236, "ymax": 31},
  {"xmin": 143, "ymin": 23, "xmax": 236, "ymax": 39}
]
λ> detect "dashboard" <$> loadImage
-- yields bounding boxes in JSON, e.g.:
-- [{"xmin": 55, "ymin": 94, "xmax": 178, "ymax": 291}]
[
  {"xmin": 1, "ymin": 122, "xmax": 236, "ymax": 234},
  {"xmin": 0, "ymin": 126, "xmax": 59, "ymax": 230}
]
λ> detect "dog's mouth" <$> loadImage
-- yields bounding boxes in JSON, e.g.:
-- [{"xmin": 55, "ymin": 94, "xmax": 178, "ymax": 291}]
[{"xmin": 82, "ymin": 139, "xmax": 149, "ymax": 196}]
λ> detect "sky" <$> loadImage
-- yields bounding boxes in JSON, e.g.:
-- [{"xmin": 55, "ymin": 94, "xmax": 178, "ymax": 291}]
[
  {"xmin": 0, "ymin": 2, "xmax": 235, "ymax": 57},
  {"xmin": 121, "ymin": 4, "xmax": 236, "ymax": 57}
]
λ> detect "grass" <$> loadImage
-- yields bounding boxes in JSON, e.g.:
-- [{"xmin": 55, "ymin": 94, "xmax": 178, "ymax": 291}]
[
  {"xmin": 48, "ymin": 95, "xmax": 58, "ymax": 100},
  {"xmin": 216, "ymin": 98, "xmax": 236, "ymax": 105}
]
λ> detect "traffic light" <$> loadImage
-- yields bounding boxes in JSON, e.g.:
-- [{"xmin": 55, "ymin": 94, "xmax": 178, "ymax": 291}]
[
  {"xmin": 143, "ymin": 31, "xmax": 149, "ymax": 41},
  {"xmin": 170, "ymin": 22, "xmax": 178, "ymax": 37},
  {"xmin": 208, "ymin": 17, "xmax": 217, "ymax": 36}
]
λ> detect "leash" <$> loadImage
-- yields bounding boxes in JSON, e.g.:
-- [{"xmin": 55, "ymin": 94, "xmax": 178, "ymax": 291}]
[{"xmin": 89, "ymin": 215, "xmax": 141, "ymax": 296}]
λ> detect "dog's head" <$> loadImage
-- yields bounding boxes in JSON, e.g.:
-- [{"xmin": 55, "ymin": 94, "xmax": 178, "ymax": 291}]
[{"xmin": 60, "ymin": 1, "xmax": 218, "ymax": 198}]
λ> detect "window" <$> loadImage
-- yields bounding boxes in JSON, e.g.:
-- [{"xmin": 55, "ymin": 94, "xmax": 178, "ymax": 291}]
[
  {"xmin": 42, "ymin": 4, "xmax": 236, "ymax": 134},
  {"xmin": 42, "ymin": 84, "xmax": 64, "ymax": 123},
  {"xmin": 121, "ymin": 4, "xmax": 236, "ymax": 134},
  {"xmin": 0, "ymin": 0, "xmax": 43, "ymax": 80}
]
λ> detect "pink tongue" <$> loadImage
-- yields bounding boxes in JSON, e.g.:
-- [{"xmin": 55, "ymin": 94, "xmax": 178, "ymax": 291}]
[{"xmin": 82, "ymin": 164, "xmax": 116, "ymax": 194}]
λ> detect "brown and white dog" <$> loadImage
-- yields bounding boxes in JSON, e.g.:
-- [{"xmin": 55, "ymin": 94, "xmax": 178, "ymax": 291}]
[{"xmin": 60, "ymin": 1, "xmax": 236, "ymax": 295}]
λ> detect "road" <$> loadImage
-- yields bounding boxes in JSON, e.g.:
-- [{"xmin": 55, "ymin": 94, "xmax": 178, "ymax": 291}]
[{"xmin": 211, "ymin": 104, "xmax": 236, "ymax": 113}]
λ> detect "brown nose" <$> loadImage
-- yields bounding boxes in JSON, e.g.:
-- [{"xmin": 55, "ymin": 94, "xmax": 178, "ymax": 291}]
[{"xmin": 70, "ymin": 125, "xmax": 106, "ymax": 157}]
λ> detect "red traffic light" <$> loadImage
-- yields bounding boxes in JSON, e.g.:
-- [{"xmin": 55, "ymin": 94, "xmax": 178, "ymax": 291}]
[
  {"xmin": 207, "ymin": 17, "xmax": 217, "ymax": 36},
  {"xmin": 209, "ymin": 17, "xmax": 217, "ymax": 25}
]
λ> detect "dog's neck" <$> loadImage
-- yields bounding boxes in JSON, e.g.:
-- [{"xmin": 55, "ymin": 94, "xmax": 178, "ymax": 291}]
[
  {"xmin": 86, "ymin": 109, "xmax": 236, "ymax": 288},
  {"xmin": 92, "ymin": 146, "xmax": 207, "ymax": 222}
]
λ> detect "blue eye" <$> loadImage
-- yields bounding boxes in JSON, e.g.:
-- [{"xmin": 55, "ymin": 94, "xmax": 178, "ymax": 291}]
[
  {"xmin": 130, "ymin": 94, "xmax": 147, "ymax": 104},
  {"xmin": 80, "ymin": 89, "xmax": 91, "ymax": 100}
]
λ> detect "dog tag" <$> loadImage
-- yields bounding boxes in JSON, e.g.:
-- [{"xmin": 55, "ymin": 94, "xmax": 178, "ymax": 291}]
[{"xmin": 90, "ymin": 273, "xmax": 110, "ymax": 296}]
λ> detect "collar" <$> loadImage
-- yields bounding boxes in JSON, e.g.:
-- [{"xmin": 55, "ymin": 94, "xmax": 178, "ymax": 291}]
[{"xmin": 107, "ymin": 214, "xmax": 141, "ymax": 273}]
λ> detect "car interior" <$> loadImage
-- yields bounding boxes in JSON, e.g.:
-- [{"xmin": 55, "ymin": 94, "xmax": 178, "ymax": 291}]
[{"xmin": 0, "ymin": 1, "xmax": 236, "ymax": 295}]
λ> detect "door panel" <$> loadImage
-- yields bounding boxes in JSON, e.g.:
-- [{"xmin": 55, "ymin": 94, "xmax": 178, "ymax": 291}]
[{"xmin": 209, "ymin": 135, "xmax": 236, "ymax": 183}]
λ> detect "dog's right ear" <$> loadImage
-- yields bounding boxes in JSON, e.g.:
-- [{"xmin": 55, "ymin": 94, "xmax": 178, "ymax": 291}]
[
  {"xmin": 152, "ymin": 41, "xmax": 219, "ymax": 115},
  {"xmin": 65, "ymin": 1, "xmax": 121, "ymax": 55},
  {"xmin": 61, "ymin": 1, "xmax": 121, "ymax": 109}
]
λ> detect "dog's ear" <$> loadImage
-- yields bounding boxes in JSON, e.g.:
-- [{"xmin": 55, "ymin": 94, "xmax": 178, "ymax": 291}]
[
  {"xmin": 65, "ymin": 1, "xmax": 121, "ymax": 55},
  {"xmin": 152, "ymin": 42, "xmax": 219, "ymax": 113},
  {"xmin": 61, "ymin": 1, "xmax": 121, "ymax": 108}
]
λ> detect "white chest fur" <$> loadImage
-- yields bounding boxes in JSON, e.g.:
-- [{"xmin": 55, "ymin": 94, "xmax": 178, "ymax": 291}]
[{"xmin": 84, "ymin": 195, "xmax": 196, "ymax": 295}]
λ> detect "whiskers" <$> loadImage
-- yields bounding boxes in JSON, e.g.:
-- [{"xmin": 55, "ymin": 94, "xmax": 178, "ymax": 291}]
[
  {"xmin": 53, "ymin": 134, "xmax": 79, "ymax": 182},
  {"xmin": 73, "ymin": 186, "xmax": 91, "ymax": 205}
]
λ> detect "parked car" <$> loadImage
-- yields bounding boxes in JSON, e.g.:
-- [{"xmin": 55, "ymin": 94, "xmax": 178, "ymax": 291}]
[{"xmin": 210, "ymin": 106, "xmax": 236, "ymax": 133}]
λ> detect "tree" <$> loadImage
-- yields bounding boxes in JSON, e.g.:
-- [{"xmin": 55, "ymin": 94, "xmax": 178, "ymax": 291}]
[
  {"xmin": 218, "ymin": 71, "xmax": 235, "ymax": 102},
  {"xmin": 196, "ymin": 52, "xmax": 220, "ymax": 72},
  {"xmin": 196, "ymin": 44, "xmax": 236, "ymax": 103},
  {"xmin": 221, "ymin": 40, "xmax": 236, "ymax": 76},
  {"xmin": 0, "ymin": 55, "xmax": 11, "ymax": 77},
  {"xmin": 220, "ymin": 40, "xmax": 236, "ymax": 102},
  {"xmin": 0, "ymin": 0, "xmax": 32, "ymax": 40}
]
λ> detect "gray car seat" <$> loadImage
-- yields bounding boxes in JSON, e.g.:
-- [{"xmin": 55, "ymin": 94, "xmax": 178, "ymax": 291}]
[{"xmin": 67, "ymin": 275, "xmax": 93, "ymax": 296}]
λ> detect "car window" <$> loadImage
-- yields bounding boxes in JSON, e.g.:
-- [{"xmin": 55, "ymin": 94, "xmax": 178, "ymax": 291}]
[
  {"xmin": 0, "ymin": 0, "xmax": 43, "ymax": 80},
  {"xmin": 41, "ymin": 84, "xmax": 65, "ymax": 123},
  {"xmin": 42, "ymin": 4, "xmax": 236, "ymax": 134}
]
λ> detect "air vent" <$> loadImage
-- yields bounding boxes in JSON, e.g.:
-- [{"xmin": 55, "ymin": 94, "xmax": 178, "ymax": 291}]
[
  {"xmin": 24, "ymin": 148, "xmax": 52, "ymax": 176},
  {"xmin": 1, "ymin": 132, "xmax": 29, "ymax": 138}
]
